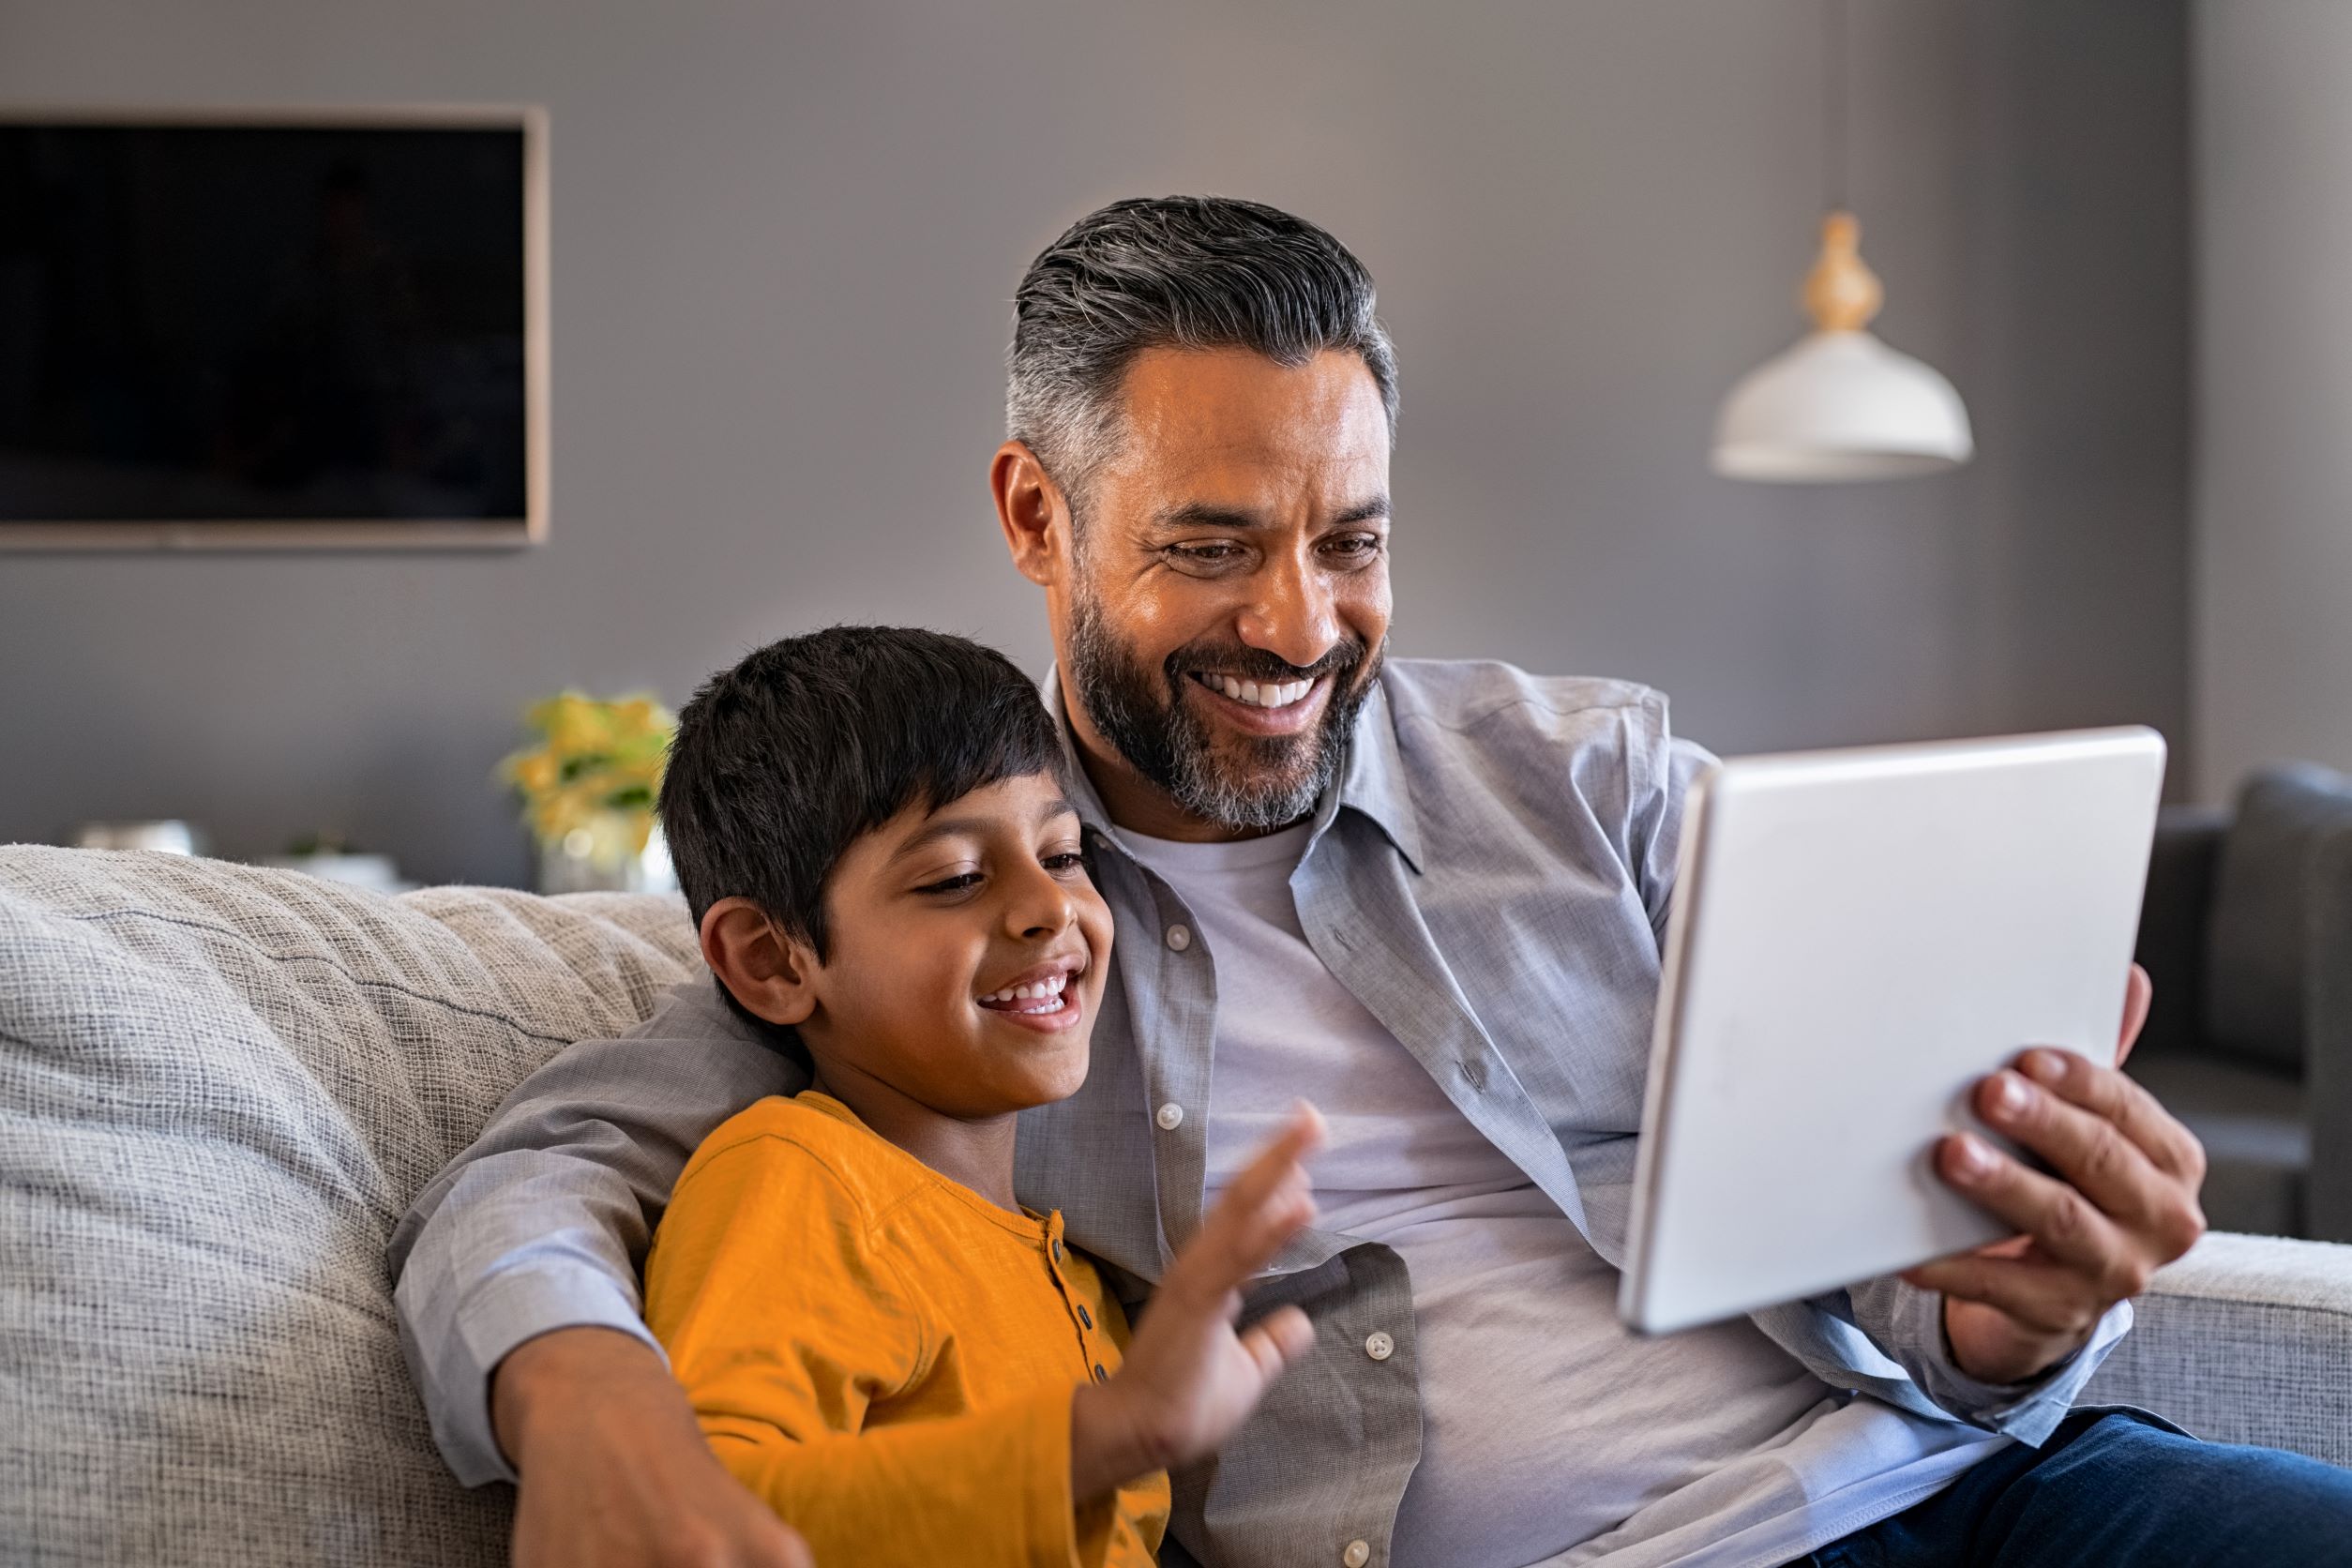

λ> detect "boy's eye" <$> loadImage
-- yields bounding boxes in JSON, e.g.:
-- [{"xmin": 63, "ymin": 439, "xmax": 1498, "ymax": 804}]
[
  {"xmin": 916, "ymin": 871, "xmax": 984, "ymax": 895},
  {"xmin": 1042, "ymin": 852, "xmax": 1086, "ymax": 874}
]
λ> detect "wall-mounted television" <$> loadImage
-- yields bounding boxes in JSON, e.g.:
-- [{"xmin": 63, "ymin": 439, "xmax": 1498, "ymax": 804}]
[{"xmin": 0, "ymin": 106, "xmax": 547, "ymax": 550}]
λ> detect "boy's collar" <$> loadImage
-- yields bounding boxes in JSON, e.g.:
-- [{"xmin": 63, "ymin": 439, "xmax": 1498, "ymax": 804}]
[{"xmin": 1038, "ymin": 663, "xmax": 1424, "ymax": 873}]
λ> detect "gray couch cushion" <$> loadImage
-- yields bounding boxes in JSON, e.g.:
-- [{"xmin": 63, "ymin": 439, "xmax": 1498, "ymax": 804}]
[
  {"xmin": 0, "ymin": 846, "xmax": 697, "ymax": 1568},
  {"xmin": 2204, "ymin": 763, "xmax": 2352, "ymax": 1073}
]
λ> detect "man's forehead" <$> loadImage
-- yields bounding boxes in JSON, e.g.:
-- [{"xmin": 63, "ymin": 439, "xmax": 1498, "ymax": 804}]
[{"xmin": 1113, "ymin": 345, "xmax": 1391, "ymax": 479}]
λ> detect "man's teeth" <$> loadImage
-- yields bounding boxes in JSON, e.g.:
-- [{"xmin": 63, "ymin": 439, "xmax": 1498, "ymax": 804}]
[
  {"xmin": 979, "ymin": 972, "xmax": 1072, "ymax": 1011},
  {"xmin": 1204, "ymin": 674, "xmax": 1314, "ymax": 708}
]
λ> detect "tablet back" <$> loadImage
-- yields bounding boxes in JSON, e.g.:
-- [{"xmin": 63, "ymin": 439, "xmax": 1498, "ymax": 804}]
[{"xmin": 1618, "ymin": 726, "xmax": 2165, "ymax": 1335}]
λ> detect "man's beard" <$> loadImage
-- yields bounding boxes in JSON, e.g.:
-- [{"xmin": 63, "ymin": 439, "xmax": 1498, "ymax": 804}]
[{"xmin": 1066, "ymin": 596, "xmax": 1381, "ymax": 833}]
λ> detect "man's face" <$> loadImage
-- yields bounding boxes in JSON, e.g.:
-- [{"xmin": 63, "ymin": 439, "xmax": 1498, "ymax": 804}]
[{"xmin": 1051, "ymin": 347, "xmax": 1393, "ymax": 835}]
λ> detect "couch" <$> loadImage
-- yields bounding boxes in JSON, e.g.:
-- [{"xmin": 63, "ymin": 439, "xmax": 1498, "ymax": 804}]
[
  {"xmin": 2, "ymin": 845, "xmax": 2347, "ymax": 1565},
  {"xmin": 2129, "ymin": 763, "xmax": 2352, "ymax": 1241}
]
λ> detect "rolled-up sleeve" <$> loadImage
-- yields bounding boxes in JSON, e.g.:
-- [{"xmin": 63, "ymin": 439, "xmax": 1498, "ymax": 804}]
[
  {"xmin": 1845, "ymin": 1275, "xmax": 2133, "ymax": 1444},
  {"xmin": 387, "ymin": 982, "xmax": 803, "ymax": 1485}
]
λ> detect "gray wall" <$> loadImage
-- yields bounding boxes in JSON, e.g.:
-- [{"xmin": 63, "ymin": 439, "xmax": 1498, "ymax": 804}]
[
  {"xmin": 2193, "ymin": 0, "xmax": 2352, "ymax": 798},
  {"xmin": 0, "ymin": 0, "xmax": 2190, "ymax": 886}
]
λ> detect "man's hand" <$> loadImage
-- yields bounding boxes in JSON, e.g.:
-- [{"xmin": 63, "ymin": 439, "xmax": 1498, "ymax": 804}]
[
  {"xmin": 494, "ymin": 1326, "xmax": 814, "ymax": 1568},
  {"xmin": 1070, "ymin": 1105, "xmax": 1323, "ymax": 1500},
  {"xmin": 1903, "ymin": 964, "xmax": 2209, "ymax": 1385}
]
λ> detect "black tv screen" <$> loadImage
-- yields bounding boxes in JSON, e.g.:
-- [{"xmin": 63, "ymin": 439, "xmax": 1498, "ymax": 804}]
[{"xmin": 0, "ymin": 112, "xmax": 543, "ymax": 547}]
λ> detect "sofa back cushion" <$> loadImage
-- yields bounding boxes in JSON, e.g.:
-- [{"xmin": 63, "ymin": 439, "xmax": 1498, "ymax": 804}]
[
  {"xmin": 2204, "ymin": 764, "xmax": 2352, "ymax": 1074},
  {"xmin": 0, "ymin": 846, "xmax": 695, "ymax": 1567}
]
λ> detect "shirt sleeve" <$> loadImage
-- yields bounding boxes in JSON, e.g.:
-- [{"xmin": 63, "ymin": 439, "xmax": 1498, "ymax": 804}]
[
  {"xmin": 646, "ymin": 1138, "xmax": 1113, "ymax": 1568},
  {"xmin": 386, "ymin": 980, "xmax": 805, "ymax": 1485},
  {"xmin": 1843, "ymin": 1274, "xmax": 2133, "ymax": 1444},
  {"xmin": 1625, "ymin": 717, "xmax": 1719, "ymax": 944}
]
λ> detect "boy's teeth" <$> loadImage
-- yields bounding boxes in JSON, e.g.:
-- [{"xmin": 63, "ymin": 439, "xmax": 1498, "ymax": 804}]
[
  {"xmin": 1211, "ymin": 675, "xmax": 1312, "ymax": 708},
  {"xmin": 982, "ymin": 972, "xmax": 1069, "ymax": 1004}
]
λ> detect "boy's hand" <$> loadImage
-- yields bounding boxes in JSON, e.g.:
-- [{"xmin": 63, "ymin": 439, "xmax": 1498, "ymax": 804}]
[{"xmin": 1070, "ymin": 1105, "xmax": 1324, "ymax": 1501}]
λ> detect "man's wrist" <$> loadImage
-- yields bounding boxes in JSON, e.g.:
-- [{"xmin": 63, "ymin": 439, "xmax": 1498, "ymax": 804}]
[
  {"xmin": 1939, "ymin": 1294, "xmax": 2087, "ymax": 1387},
  {"xmin": 491, "ymin": 1324, "xmax": 677, "ymax": 1473}
]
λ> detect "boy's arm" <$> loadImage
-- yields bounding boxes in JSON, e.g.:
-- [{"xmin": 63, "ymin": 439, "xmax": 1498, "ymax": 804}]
[
  {"xmin": 387, "ymin": 981, "xmax": 805, "ymax": 1483},
  {"xmin": 648, "ymin": 1136, "xmax": 1136, "ymax": 1568}
]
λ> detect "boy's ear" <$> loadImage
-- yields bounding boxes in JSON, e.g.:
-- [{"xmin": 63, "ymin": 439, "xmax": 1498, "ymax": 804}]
[{"xmin": 699, "ymin": 897, "xmax": 819, "ymax": 1028}]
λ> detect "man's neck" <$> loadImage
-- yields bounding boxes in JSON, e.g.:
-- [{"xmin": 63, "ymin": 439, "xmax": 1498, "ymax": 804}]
[{"xmin": 805, "ymin": 1061, "xmax": 1023, "ymax": 1213}]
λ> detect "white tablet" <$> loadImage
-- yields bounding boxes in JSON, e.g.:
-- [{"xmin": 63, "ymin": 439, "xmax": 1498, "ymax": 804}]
[{"xmin": 1617, "ymin": 726, "xmax": 2166, "ymax": 1335}]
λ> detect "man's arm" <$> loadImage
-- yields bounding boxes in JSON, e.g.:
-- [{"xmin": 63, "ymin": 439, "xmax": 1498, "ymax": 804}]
[
  {"xmin": 388, "ymin": 980, "xmax": 808, "ymax": 1565},
  {"xmin": 389, "ymin": 979, "xmax": 805, "ymax": 1480}
]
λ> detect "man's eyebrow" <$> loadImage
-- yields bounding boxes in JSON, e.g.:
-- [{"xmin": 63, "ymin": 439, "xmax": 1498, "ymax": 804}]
[
  {"xmin": 1152, "ymin": 495, "xmax": 1391, "ymax": 531},
  {"xmin": 888, "ymin": 796, "xmax": 1079, "ymax": 861}
]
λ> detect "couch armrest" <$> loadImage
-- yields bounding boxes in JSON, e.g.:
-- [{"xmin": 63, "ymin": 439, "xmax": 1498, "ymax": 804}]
[
  {"xmin": 2307, "ymin": 828, "xmax": 2352, "ymax": 1242},
  {"xmin": 2077, "ymin": 1232, "xmax": 2352, "ymax": 1466}
]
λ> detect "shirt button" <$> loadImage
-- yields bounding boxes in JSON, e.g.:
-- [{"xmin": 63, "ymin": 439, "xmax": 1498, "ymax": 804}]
[
  {"xmin": 1051, "ymin": 1238, "xmax": 1063, "ymax": 1261},
  {"xmin": 1165, "ymin": 923, "xmax": 1193, "ymax": 951},
  {"xmin": 1342, "ymin": 1542, "xmax": 1371, "ymax": 1567},
  {"xmin": 1093, "ymin": 1363, "xmax": 1108, "ymax": 1383},
  {"xmin": 1156, "ymin": 1102, "xmax": 1185, "ymax": 1131},
  {"xmin": 1364, "ymin": 1332, "xmax": 1395, "ymax": 1362},
  {"xmin": 1078, "ymin": 1304, "xmax": 1093, "ymax": 1330}
]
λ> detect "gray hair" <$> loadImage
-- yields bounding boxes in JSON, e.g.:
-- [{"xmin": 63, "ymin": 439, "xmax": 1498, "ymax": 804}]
[{"xmin": 1006, "ymin": 195, "xmax": 1399, "ymax": 507}]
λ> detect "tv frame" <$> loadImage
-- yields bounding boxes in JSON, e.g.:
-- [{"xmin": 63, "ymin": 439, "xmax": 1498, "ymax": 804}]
[{"xmin": 0, "ymin": 103, "xmax": 550, "ymax": 551}]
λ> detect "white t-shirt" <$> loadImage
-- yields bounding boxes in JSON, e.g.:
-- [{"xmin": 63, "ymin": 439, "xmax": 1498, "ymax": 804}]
[{"xmin": 1118, "ymin": 822, "xmax": 1999, "ymax": 1568}]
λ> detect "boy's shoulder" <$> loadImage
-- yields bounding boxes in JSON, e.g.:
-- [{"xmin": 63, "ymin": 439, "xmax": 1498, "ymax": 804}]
[{"xmin": 677, "ymin": 1092, "xmax": 934, "ymax": 1222}]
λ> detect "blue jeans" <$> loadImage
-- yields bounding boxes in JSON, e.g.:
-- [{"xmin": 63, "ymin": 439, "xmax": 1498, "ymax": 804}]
[{"xmin": 1799, "ymin": 1409, "xmax": 2352, "ymax": 1567}]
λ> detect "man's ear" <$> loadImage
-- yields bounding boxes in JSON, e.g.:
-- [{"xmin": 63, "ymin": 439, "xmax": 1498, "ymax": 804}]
[
  {"xmin": 991, "ymin": 440, "xmax": 1073, "ymax": 588},
  {"xmin": 700, "ymin": 897, "xmax": 818, "ymax": 1028}
]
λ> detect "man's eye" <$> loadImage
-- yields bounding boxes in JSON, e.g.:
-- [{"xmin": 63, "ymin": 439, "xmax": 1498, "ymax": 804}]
[
  {"xmin": 916, "ymin": 872, "xmax": 984, "ymax": 895},
  {"xmin": 1169, "ymin": 542, "xmax": 1243, "ymax": 565},
  {"xmin": 1321, "ymin": 534, "xmax": 1381, "ymax": 559}
]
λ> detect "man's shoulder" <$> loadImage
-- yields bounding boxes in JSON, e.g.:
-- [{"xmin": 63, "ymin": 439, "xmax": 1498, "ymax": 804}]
[{"xmin": 1377, "ymin": 657, "xmax": 1671, "ymax": 746}]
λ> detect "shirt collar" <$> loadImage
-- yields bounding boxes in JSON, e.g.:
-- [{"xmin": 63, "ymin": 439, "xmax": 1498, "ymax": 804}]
[{"xmin": 1039, "ymin": 662, "xmax": 1425, "ymax": 873}]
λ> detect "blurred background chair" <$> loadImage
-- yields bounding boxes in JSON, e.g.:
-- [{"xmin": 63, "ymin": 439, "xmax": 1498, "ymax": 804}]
[{"xmin": 2131, "ymin": 763, "xmax": 2352, "ymax": 1241}]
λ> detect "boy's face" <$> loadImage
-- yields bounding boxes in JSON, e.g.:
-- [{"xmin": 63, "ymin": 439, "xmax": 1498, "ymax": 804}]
[{"xmin": 798, "ymin": 771, "xmax": 1113, "ymax": 1119}]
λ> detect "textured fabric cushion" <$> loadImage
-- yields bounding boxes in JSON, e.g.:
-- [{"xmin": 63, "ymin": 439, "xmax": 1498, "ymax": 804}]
[
  {"xmin": 2081, "ymin": 1232, "xmax": 2352, "ymax": 1469},
  {"xmin": 2204, "ymin": 763, "xmax": 2352, "ymax": 1073},
  {"xmin": 0, "ymin": 846, "xmax": 697, "ymax": 1567}
]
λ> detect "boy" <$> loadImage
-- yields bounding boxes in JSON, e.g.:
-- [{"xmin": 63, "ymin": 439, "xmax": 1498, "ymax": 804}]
[{"xmin": 644, "ymin": 626, "xmax": 1323, "ymax": 1568}]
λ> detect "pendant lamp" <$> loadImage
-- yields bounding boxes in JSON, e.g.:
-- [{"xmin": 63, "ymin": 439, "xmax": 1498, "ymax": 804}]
[{"xmin": 1711, "ymin": 0, "xmax": 1973, "ymax": 482}]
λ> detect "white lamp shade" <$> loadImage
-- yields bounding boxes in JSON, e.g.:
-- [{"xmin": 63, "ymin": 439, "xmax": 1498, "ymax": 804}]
[{"xmin": 1711, "ymin": 328, "xmax": 1974, "ymax": 482}]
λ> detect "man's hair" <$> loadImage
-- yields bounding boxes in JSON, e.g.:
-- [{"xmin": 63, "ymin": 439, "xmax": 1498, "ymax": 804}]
[
  {"xmin": 1006, "ymin": 195, "xmax": 1398, "ymax": 505},
  {"xmin": 659, "ymin": 626, "xmax": 1067, "ymax": 959}
]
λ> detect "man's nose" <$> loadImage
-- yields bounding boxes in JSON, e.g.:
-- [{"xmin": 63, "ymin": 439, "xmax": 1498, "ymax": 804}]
[{"xmin": 1236, "ymin": 550, "xmax": 1340, "ymax": 670}]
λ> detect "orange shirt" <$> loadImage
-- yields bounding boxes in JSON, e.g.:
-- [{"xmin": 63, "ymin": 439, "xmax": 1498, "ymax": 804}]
[{"xmin": 643, "ymin": 1091, "xmax": 1170, "ymax": 1568}]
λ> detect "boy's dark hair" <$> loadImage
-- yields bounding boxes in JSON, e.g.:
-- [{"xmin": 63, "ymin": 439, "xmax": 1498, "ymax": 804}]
[{"xmin": 660, "ymin": 626, "xmax": 1068, "ymax": 961}]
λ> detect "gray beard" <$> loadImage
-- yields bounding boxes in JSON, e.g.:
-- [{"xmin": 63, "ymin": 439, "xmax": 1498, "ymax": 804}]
[{"xmin": 1065, "ymin": 596, "xmax": 1379, "ymax": 833}]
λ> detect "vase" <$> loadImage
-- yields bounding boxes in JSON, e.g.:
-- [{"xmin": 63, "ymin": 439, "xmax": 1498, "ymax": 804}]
[{"xmin": 535, "ymin": 811, "xmax": 678, "ymax": 896}]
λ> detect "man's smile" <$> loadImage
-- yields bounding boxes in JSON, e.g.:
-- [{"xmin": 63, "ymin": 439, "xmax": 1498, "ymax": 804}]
[{"xmin": 1184, "ymin": 671, "xmax": 1330, "ymax": 736}]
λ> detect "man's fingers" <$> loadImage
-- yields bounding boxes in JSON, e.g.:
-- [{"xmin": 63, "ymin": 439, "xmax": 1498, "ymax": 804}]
[
  {"xmin": 2113, "ymin": 963, "xmax": 2153, "ymax": 1069},
  {"xmin": 1934, "ymin": 1132, "xmax": 2133, "ymax": 1286},
  {"xmin": 1901, "ymin": 1253, "xmax": 2094, "ymax": 1336},
  {"xmin": 1972, "ymin": 1065, "xmax": 2173, "ymax": 1231},
  {"xmin": 2004, "ymin": 1046, "xmax": 2208, "ymax": 1192}
]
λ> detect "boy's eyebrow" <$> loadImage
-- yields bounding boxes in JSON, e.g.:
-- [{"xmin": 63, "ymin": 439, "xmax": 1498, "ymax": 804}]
[{"xmin": 888, "ymin": 795, "xmax": 1081, "ymax": 861}]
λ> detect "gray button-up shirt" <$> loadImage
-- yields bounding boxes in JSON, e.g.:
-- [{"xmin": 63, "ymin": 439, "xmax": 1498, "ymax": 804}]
[{"xmin": 390, "ymin": 659, "xmax": 2123, "ymax": 1566}]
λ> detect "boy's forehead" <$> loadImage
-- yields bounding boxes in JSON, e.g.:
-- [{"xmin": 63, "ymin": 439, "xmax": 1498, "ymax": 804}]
[{"xmin": 880, "ymin": 774, "xmax": 1078, "ymax": 856}]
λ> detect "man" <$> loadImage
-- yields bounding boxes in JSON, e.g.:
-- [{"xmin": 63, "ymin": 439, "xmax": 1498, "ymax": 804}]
[{"xmin": 392, "ymin": 196, "xmax": 2352, "ymax": 1567}]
